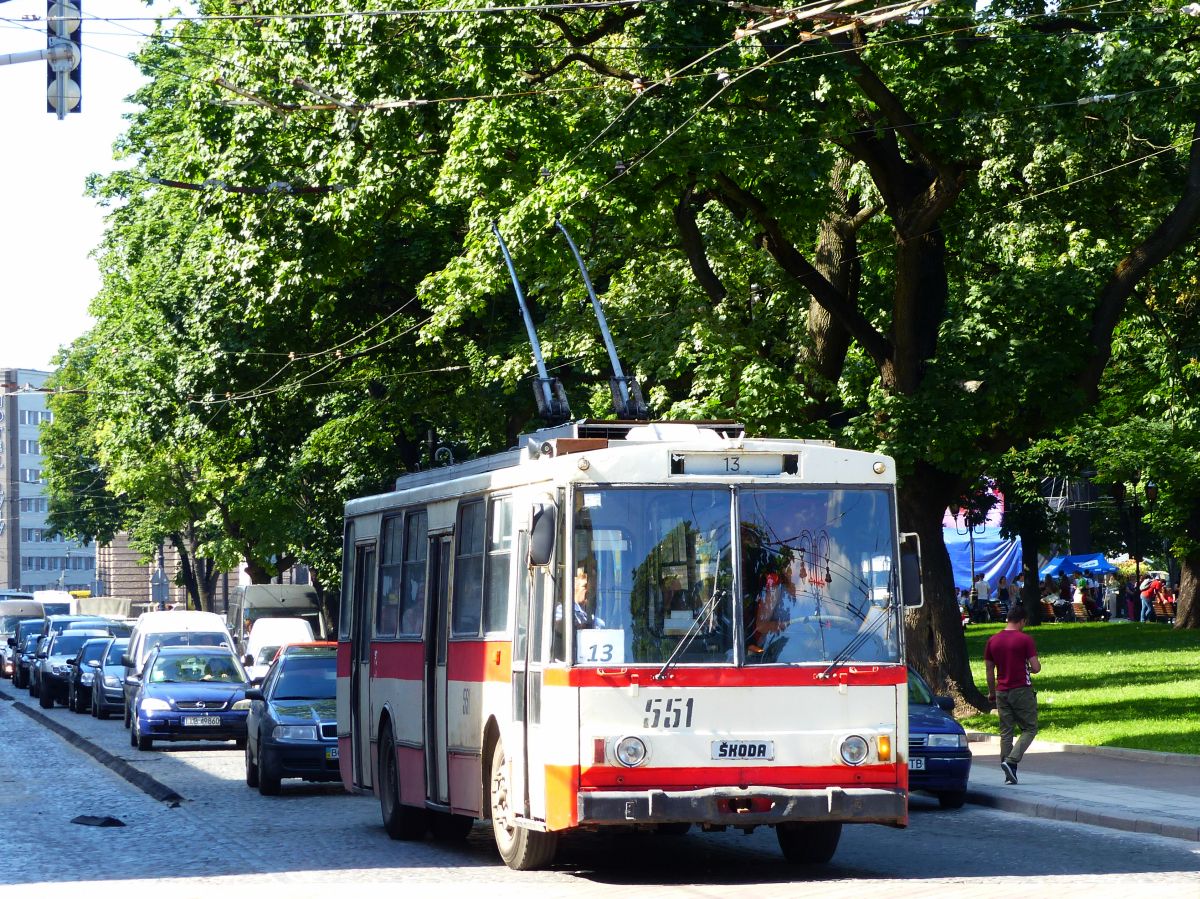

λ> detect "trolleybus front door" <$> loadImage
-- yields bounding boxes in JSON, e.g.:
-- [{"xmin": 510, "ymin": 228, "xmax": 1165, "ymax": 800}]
[
  {"xmin": 425, "ymin": 534, "xmax": 452, "ymax": 805},
  {"xmin": 350, "ymin": 542, "xmax": 376, "ymax": 788}
]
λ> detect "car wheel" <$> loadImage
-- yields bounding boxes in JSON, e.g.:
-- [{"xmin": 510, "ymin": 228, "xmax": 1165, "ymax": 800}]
[
  {"xmin": 135, "ymin": 718, "xmax": 153, "ymax": 751},
  {"xmin": 129, "ymin": 720, "xmax": 138, "ymax": 748},
  {"xmin": 379, "ymin": 723, "xmax": 427, "ymax": 839},
  {"xmin": 490, "ymin": 738, "xmax": 557, "ymax": 869},
  {"xmin": 937, "ymin": 790, "xmax": 967, "ymax": 810},
  {"xmin": 123, "ymin": 703, "xmax": 131, "ymax": 729},
  {"xmin": 72, "ymin": 687, "xmax": 85, "ymax": 713},
  {"xmin": 245, "ymin": 740, "xmax": 260, "ymax": 787},
  {"xmin": 29, "ymin": 677, "xmax": 39, "ymax": 698},
  {"xmin": 257, "ymin": 744, "xmax": 282, "ymax": 796},
  {"xmin": 776, "ymin": 821, "xmax": 842, "ymax": 864},
  {"xmin": 38, "ymin": 686, "xmax": 54, "ymax": 709},
  {"xmin": 234, "ymin": 737, "xmax": 247, "ymax": 750}
]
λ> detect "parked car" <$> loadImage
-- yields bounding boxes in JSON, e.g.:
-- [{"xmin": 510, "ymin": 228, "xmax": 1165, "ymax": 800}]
[
  {"xmin": 122, "ymin": 610, "xmax": 235, "ymax": 727},
  {"xmin": 9, "ymin": 619, "xmax": 46, "ymax": 687},
  {"xmin": 14, "ymin": 632, "xmax": 43, "ymax": 691},
  {"xmin": 89, "ymin": 638, "xmax": 130, "ymax": 719},
  {"xmin": 128, "ymin": 645, "xmax": 251, "ymax": 751},
  {"xmin": 244, "ymin": 643, "xmax": 338, "ymax": 795},
  {"xmin": 36, "ymin": 630, "xmax": 109, "ymax": 708},
  {"xmin": 27, "ymin": 635, "xmax": 50, "ymax": 698},
  {"xmin": 66, "ymin": 637, "xmax": 114, "ymax": 713},
  {"xmin": 908, "ymin": 667, "xmax": 972, "ymax": 809}
]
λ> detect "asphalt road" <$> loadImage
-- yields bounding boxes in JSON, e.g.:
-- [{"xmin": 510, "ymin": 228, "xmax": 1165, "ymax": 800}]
[{"xmin": 3, "ymin": 690, "xmax": 1199, "ymax": 897}]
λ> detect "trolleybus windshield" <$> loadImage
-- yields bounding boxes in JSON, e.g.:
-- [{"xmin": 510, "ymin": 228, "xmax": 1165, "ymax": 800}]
[{"xmin": 571, "ymin": 485, "xmax": 900, "ymax": 667}]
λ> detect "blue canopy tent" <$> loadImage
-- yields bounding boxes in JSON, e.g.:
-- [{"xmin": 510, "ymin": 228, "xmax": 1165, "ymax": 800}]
[
  {"xmin": 943, "ymin": 528, "xmax": 1023, "ymax": 592},
  {"xmin": 1038, "ymin": 553, "xmax": 1118, "ymax": 579}
]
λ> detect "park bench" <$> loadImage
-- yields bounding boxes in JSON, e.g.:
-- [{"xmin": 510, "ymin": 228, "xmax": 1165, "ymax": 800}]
[
  {"xmin": 1040, "ymin": 600, "xmax": 1058, "ymax": 622},
  {"xmin": 1071, "ymin": 601, "xmax": 1090, "ymax": 622},
  {"xmin": 1152, "ymin": 600, "xmax": 1176, "ymax": 624}
]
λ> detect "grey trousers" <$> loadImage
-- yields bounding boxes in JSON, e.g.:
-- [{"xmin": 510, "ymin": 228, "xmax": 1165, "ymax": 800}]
[{"xmin": 997, "ymin": 686, "xmax": 1038, "ymax": 764}]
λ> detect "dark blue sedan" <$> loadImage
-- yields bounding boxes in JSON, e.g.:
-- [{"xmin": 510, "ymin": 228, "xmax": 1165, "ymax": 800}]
[
  {"xmin": 244, "ymin": 643, "xmax": 338, "ymax": 795},
  {"xmin": 908, "ymin": 668, "xmax": 972, "ymax": 809},
  {"xmin": 129, "ymin": 645, "xmax": 250, "ymax": 751}
]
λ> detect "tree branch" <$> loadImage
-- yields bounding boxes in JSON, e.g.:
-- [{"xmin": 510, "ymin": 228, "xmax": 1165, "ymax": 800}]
[
  {"xmin": 714, "ymin": 171, "xmax": 893, "ymax": 368},
  {"xmin": 674, "ymin": 179, "xmax": 728, "ymax": 304},
  {"xmin": 1078, "ymin": 114, "xmax": 1200, "ymax": 403},
  {"xmin": 538, "ymin": 8, "xmax": 644, "ymax": 49},
  {"xmin": 523, "ymin": 51, "xmax": 638, "ymax": 85}
]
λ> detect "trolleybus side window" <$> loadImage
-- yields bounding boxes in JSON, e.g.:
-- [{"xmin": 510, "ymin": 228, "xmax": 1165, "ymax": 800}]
[
  {"xmin": 452, "ymin": 500, "xmax": 486, "ymax": 636},
  {"xmin": 483, "ymin": 496, "xmax": 513, "ymax": 633},
  {"xmin": 338, "ymin": 522, "xmax": 354, "ymax": 640},
  {"xmin": 399, "ymin": 511, "xmax": 427, "ymax": 636},
  {"xmin": 376, "ymin": 515, "xmax": 404, "ymax": 638}
]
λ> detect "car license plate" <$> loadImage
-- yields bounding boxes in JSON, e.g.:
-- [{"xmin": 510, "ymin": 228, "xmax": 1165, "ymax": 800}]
[
  {"xmin": 711, "ymin": 740, "xmax": 774, "ymax": 760},
  {"xmin": 183, "ymin": 716, "xmax": 221, "ymax": 727},
  {"xmin": 908, "ymin": 757, "xmax": 926, "ymax": 771},
  {"xmin": 325, "ymin": 746, "xmax": 339, "ymax": 760}
]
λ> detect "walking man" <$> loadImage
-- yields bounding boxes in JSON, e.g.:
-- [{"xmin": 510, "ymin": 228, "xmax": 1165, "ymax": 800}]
[{"xmin": 985, "ymin": 603, "xmax": 1041, "ymax": 784}]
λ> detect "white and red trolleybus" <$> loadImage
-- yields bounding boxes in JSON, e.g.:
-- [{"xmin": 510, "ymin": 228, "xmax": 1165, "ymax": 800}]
[{"xmin": 337, "ymin": 420, "xmax": 923, "ymax": 869}]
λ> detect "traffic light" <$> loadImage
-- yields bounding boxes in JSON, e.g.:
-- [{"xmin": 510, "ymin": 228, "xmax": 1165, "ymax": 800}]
[{"xmin": 45, "ymin": 0, "xmax": 81, "ymax": 117}]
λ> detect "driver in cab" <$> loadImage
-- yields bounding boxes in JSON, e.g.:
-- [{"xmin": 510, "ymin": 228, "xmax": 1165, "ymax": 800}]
[{"xmin": 557, "ymin": 566, "xmax": 605, "ymax": 629}]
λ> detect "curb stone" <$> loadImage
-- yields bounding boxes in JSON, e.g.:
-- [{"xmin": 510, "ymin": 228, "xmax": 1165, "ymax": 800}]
[{"xmin": 966, "ymin": 731, "xmax": 1200, "ymax": 767}]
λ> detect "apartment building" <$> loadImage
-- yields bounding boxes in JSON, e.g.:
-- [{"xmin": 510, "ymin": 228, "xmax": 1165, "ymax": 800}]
[{"xmin": 0, "ymin": 368, "xmax": 97, "ymax": 592}]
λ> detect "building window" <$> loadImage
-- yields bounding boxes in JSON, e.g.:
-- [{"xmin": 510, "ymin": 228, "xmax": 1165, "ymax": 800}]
[{"xmin": 19, "ymin": 439, "xmax": 41, "ymax": 455}]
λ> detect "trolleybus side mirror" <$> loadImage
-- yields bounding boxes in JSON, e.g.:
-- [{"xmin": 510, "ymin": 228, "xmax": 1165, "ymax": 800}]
[
  {"xmin": 529, "ymin": 504, "xmax": 558, "ymax": 567},
  {"xmin": 900, "ymin": 532, "xmax": 924, "ymax": 608}
]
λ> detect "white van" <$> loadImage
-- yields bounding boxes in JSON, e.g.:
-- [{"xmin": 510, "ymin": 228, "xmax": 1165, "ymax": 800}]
[
  {"xmin": 226, "ymin": 585, "xmax": 326, "ymax": 654},
  {"xmin": 242, "ymin": 617, "xmax": 315, "ymax": 679}
]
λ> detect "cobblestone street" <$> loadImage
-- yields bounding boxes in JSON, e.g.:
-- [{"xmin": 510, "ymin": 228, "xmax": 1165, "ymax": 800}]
[{"xmin": 4, "ymin": 692, "xmax": 1200, "ymax": 897}]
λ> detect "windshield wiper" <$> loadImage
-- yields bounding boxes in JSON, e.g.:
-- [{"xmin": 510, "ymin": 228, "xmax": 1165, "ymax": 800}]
[
  {"xmin": 817, "ymin": 598, "xmax": 894, "ymax": 680},
  {"xmin": 654, "ymin": 588, "xmax": 726, "ymax": 681}
]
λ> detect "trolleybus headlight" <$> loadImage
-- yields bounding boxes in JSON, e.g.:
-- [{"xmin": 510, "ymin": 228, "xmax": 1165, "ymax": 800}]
[
  {"xmin": 839, "ymin": 735, "xmax": 870, "ymax": 766},
  {"xmin": 615, "ymin": 736, "xmax": 648, "ymax": 767}
]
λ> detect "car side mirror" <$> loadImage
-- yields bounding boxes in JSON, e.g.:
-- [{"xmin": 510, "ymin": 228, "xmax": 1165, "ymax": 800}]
[
  {"xmin": 244, "ymin": 688, "xmax": 265, "ymax": 701},
  {"xmin": 66, "ymin": 659, "xmax": 77, "ymax": 666},
  {"xmin": 120, "ymin": 654, "xmax": 134, "ymax": 668},
  {"xmin": 934, "ymin": 695, "xmax": 954, "ymax": 712},
  {"xmin": 6, "ymin": 637, "xmax": 14, "ymax": 648},
  {"xmin": 36, "ymin": 652, "xmax": 47, "ymax": 659},
  {"xmin": 125, "ymin": 674, "xmax": 140, "ymax": 685},
  {"xmin": 243, "ymin": 655, "xmax": 254, "ymax": 667},
  {"xmin": 87, "ymin": 660, "xmax": 101, "ymax": 669}
]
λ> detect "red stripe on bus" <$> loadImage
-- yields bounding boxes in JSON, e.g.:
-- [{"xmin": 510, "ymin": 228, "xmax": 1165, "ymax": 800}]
[
  {"xmin": 447, "ymin": 640, "xmax": 512, "ymax": 683},
  {"xmin": 544, "ymin": 665, "xmax": 905, "ymax": 688},
  {"xmin": 371, "ymin": 642, "xmax": 424, "ymax": 680},
  {"xmin": 579, "ymin": 762, "xmax": 901, "ymax": 790}
]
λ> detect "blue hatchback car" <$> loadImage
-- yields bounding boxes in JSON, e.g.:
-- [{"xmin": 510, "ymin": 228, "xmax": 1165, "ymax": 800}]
[
  {"xmin": 908, "ymin": 668, "xmax": 972, "ymax": 808},
  {"xmin": 129, "ymin": 645, "xmax": 251, "ymax": 751}
]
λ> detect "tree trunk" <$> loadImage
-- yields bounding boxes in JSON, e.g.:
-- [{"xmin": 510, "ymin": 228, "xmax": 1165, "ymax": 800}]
[
  {"xmin": 1176, "ymin": 550, "xmax": 1200, "ymax": 629},
  {"xmin": 900, "ymin": 461, "xmax": 990, "ymax": 712},
  {"xmin": 1019, "ymin": 521, "xmax": 1043, "ymax": 625}
]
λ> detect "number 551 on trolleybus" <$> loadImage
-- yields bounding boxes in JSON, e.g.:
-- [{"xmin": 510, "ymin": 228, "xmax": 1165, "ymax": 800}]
[{"xmin": 336, "ymin": 420, "xmax": 923, "ymax": 870}]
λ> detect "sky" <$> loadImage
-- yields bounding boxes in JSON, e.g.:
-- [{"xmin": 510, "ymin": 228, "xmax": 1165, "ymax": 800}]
[{"xmin": 0, "ymin": 0, "xmax": 176, "ymax": 372}]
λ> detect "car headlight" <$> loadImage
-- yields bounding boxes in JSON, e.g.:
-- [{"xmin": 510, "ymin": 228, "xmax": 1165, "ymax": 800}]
[
  {"xmin": 103, "ymin": 674, "xmax": 121, "ymax": 688},
  {"xmin": 140, "ymin": 697, "xmax": 171, "ymax": 711},
  {"xmin": 273, "ymin": 725, "xmax": 319, "ymax": 742},
  {"xmin": 614, "ymin": 736, "xmax": 648, "ymax": 767},
  {"xmin": 52, "ymin": 664, "xmax": 68, "ymax": 675},
  {"xmin": 80, "ymin": 672, "xmax": 94, "ymax": 686},
  {"xmin": 839, "ymin": 735, "xmax": 870, "ymax": 766},
  {"xmin": 926, "ymin": 733, "xmax": 967, "ymax": 748},
  {"xmin": 231, "ymin": 699, "xmax": 252, "ymax": 711}
]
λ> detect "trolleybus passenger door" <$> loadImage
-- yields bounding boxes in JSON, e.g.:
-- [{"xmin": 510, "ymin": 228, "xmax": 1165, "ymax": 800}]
[
  {"xmin": 350, "ymin": 542, "xmax": 376, "ymax": 788},
  {"xmin": 425, "ymin": 534, "xmax": 452, "ymax": 805},
  {"xmin": 520, "ymin": 559, "xmax": 551, "ymax": 820}
]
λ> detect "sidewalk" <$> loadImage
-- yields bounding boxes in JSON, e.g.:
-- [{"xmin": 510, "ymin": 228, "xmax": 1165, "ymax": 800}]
[{"xmin": 964, "ymin": 734, "xmax": 1200, "ymax": 842}]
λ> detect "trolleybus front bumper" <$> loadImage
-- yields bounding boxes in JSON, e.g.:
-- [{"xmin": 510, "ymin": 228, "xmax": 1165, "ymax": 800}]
[{"xmin": 578, "ymin": 786, "xmax": 907, "ymax": 827}]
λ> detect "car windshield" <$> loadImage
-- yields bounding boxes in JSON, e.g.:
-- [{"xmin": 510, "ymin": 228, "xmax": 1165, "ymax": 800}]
[
  {"xmin": 102, "ymin": 640, "xmax": 129, "ymax": 668},
  {"xmin": 256, "ymin": 645, "xmax": 281, "ymax": 666},
  {"xmin": 569, "ymin": 485, "xmax": 901, "ymax": 667},
  {"xmin": 50, "ymin": 634, "xmax": 94, "ymax": 656},
  {"xmin": 272, "ymin": 656, "xmax": 336, "ymax": 700},
  {"xmin": 1, "ymin": 615, "xmax": 32, "ymax": 634},
  {"xmin": 80, "ymin": 640, "xmax": 111, "ymax": 663},
  {"xmin": 149, "ymin": 632, "xmax": 231, "ymax": 652},
  {"xmin": 149, "ymin": 653, "xmax": 246, "ymax": 684},
  {"xmin": 908, "ymin": 670, "xmax": 935, "ymax": 705}
]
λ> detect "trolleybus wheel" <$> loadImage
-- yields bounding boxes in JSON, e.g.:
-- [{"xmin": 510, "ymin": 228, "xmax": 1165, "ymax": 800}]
[
  {"xmin": 776, "ymin": 821, "xmax": 841, "ymax": 864},
  {"xmin": 489, "ymin": 739, "xmax": 557, "ymax": 870},
  {"xmin": 379, "ymin": 724, "xmax": 427, "ymax": 840}
]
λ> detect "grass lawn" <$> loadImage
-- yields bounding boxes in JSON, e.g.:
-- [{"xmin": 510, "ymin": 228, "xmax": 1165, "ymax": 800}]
[{"xmin": 959, "ymin": 621, "xmax": 1200, "ymax": 755}]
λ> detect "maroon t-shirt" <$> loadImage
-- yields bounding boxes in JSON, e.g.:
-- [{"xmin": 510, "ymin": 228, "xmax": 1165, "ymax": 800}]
[{"xmin": 984, "ymin": 629, "xmax": 1037, "ymax": 691}]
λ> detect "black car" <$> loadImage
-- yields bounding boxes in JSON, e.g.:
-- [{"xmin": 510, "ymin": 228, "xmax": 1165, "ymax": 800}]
[
  {"xmin": 244, "ymin": 644, "xmax": 338, "ymax": 795},
  {"xmin": 36, "ymin": 630, "xmax": 109, "ymax": 708},
  {"xmin": 9, "ymin": 620, "xmax": 45, "ymax": 688},
  {"xmin": 27, "ymin": 635, "xmax": 49, "ymax": 698},
  {"xmin": 89, "ymin": 638, "xmax": 130, "ymax": 719},
  {"xmin": 66, "ymin": 637, "xmax": 114, "ymax": 714},
  {"xmin": 907, "ymin": 668, "xmax": 972, "ymax": 809}
]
